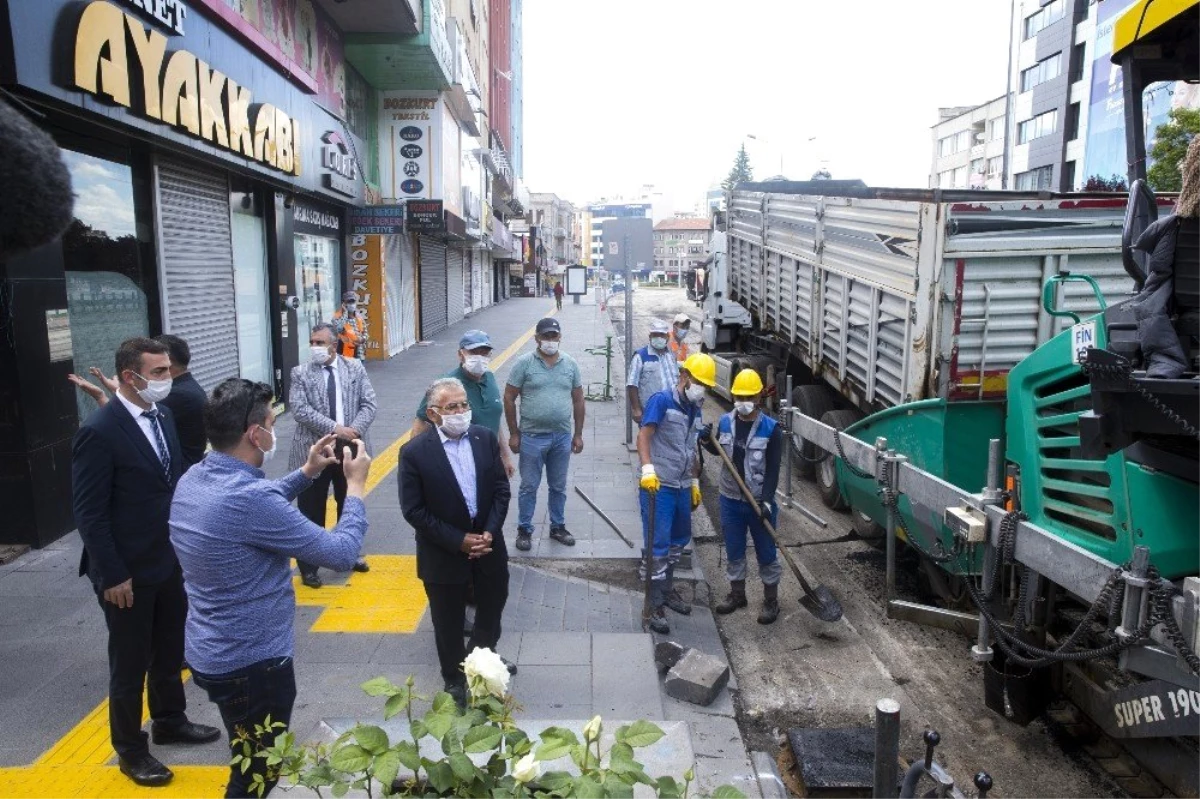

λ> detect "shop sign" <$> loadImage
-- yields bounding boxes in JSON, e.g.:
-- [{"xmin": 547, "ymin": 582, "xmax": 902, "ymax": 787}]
[
  {"xmin": 293, "ymin": 201, "xmax": 340, "ymax": 234},
  {"xmin": 118, "ymin": 0, "xmax": 188, "ymax": 34},
  {"xmin": 406, "ymin": 200, "xmax": 445, "ymax": 233},
  {"xmin": 380, "ymin": 92, "xmax": 440, "ymax": 201},
  {"xmin": 73, "ymin": 0, "xmax": 300, "ymax": 176},
  {"xmin": 349, "ymin": 205, "xmax": 405, "ymax": 235},
  {"xmin": 320, "ymin": 130, "xmax": 358, "ymax": 197},
  {"xmin": 348, "ymin": 235, "xmax": 385, "ymax": 360}
]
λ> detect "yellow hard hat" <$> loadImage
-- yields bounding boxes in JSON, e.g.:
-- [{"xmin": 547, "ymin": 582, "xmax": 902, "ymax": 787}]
[
  {"xmin": 731, "ymin": 368, "xmax": 764, "ymax": 396},
  {"xmin": 682, "ymin": 353, "xmax": 717, "ymax": 386}
]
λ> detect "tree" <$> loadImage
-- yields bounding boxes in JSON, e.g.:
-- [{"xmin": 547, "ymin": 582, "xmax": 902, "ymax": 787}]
[
  {"xmin": 1147, "ymin": 107, "xmax": 1200, "ymax": 192},
  {"xmin": 1082, "ymin": 174, "xmax": 1128, "ymax": 191},
  {"xmin": 722, "ymin": 144, "xmax": 754, "ymax": 190}
]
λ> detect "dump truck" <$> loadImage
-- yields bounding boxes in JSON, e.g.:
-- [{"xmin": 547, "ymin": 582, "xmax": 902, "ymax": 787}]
[{"xmin": 701, "ymin": 0, "xmax": 1199, "ymax": 792}]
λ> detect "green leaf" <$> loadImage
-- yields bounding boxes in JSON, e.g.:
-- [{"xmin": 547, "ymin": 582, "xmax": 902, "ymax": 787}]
[
  {"xmin": 354, "ymin": 725, "xmax": 390, "ymax": 755},
  {"xmin": 362, "ymin": 676, "xmax": 398, "ymax": 697},
  {"xmin": 574, "ymin": 775, "xmax": 603, "ymax": 799},
  {"xmin": 463, "ymin": 725, "xmax": 504, "ymax": 753},
  {"xmin": 432, "ymin": 691, "xmax": 458, "ymax": 714},
  {"xmin": 534, "ymin": 738, "xmax": 573, "ymax": 763},
  {"xmin": 410, "ymin": 719, "xmax": 429, "ymax": 740},
  {"xmin": 539, "ymin": 726, "xmax": 580, "ymax": 747},
  {"xmin": 448, "ymin": 752, "xmax": 478, "ymax": 782},
  {"xmin": 426, "ymin": 761, "xmax": 455, "ymax": 794},
  {"xmin": 709, "ymin": 786, "xmax": 746, "ymax": 799},
  {"xmin": 616, "ymin": 720, "xmax": 664, "ymax": 748},
  {"xmin": 537, "ymin": 770, "xmax": 575, "ymax": 792},
  {"xmin": 384, "ymin": 692, "xmax": 409, "ymax": 720},
  {"xmin": 330, "ymin": 744, "xmax": 373, "ymax": 773},
  {"xmin": 373, "ymin": 750, "xmax": 402, "ymax": 793},
  {"xmin": 331, "ymin": 780, "xmax": 350, "ymax": 798},
  {"xmin": 394, "ymin": 740, "xmax": 421, "ymax": 772},
  {"xmin": 607, "ymin": 742, "xmax": 635, "ymax": 767},
  {"xmin": 657, "ymin": 776, "xmax": 682, "ymax": 798},
  {"xmin": 629, "ymin": 769, "xmax": 656, "ymax": 787},
  {"xmin": 569, "ymin": 743, "xmax": 588, "ymax": 770},
  {"xmin": 602, "ymin": 772, "xmax": 630, "ymax": 796},
  {"xmin": 424, "ymin": 711, "xmax": 455, "ymax": 740}
]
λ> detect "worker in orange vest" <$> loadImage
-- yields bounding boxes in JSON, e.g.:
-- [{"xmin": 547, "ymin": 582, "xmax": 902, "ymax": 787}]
[
  {"xmin": 669, "ymin": 313, "xmax": 691, "ymax": 362},
  {"xmin": 332, "ymin": 291, "xmax": 366, "ymax": 359}
]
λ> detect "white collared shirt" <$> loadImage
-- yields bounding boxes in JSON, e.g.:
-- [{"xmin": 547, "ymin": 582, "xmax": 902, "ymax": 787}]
[
  {"xmin": 115, "ymin": 390, "xmax": 162, "ymax": 453},
  {"xmin": 437, "ymin": 426, "xmax": 478, "ymax": 519}
]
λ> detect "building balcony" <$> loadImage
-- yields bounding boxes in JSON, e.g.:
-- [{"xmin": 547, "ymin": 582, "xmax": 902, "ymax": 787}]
[
  {"xmin": 313, "ymin": 0, "xmax": 419, "ymax": 35},
  {"xmin": 343, "ymin": 0, "xmax": 453, "ymax": 90}
]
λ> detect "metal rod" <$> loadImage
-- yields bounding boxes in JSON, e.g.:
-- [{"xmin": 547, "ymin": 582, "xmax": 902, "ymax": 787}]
[
  {"xmin": 783, "ymin": 373, "xmax": 794, "ymax": 508},
  {"xmin": 983, "ymin": 438, "xmax": 1003, "ymax": 504},
  {"xmin": 873, "ymin": 698, "xmax": 901, "ymax": 799},
  {"xmin": 575, "ymin": 486, "xmax": 635, "ymax": 548},
  {"xmin": 880, "ymin": 438, "xmax": 897, "ymax": 605},
  {"xmin": 624, "ymin": 234, "xmax": 633, "ymax": 446}
]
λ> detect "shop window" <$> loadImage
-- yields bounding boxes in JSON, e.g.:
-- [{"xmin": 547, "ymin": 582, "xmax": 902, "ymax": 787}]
[
  {"xmin": 61, "ymin": 150, "xmax": 148, "ymax": 422},
  {"xmin": 294, "ymin": 233, "xmax": 341, "ymax": 362},
  {"xmin": 232, "ymin": 192, "xmax": 273, "ymax": 386}
]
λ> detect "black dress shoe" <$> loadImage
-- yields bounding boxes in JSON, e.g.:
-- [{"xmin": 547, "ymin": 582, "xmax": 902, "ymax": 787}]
[
  {"xmin": 119, "ymin": 753, "xmax": 173, "ymax": 787},
  {"xmin": 501, "ymin": 656, "xmax": 518, "ymax": 675},
  {"xmin": 151, "ymin": 720, "xmax": 222, "ymax": 745},
  {"xmin": 301, "ymin": 572, "xmax": 323, "ymax": 589},
  {"xmin": 352, "ymin": 559, "xmax": 370, "ymax": 573},
  {"xmin": 445, "ymin": 682, "xmax": 467, "ymax": 709}
]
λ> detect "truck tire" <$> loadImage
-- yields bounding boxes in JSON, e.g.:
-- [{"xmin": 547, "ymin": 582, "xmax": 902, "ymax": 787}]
[
  {"xmin": 789, "ymin": 384, "xmax": 836, "ymax": 479},
  {"xmin": 816, "ymin": 409, "xmax": 863, "ymax": 510},
  {"xmin": 851, "ymin": 509, "xmax": 887, "ymax": 548}
]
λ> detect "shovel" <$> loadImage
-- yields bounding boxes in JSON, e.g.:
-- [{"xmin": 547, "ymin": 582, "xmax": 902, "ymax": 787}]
[
  {"xmin": 641, "ymin": 490, "xmax": 656, "ymax": 632},
  {"xmin": 711, "ymin": 440, "xmax": 843, "ymax": 622}
]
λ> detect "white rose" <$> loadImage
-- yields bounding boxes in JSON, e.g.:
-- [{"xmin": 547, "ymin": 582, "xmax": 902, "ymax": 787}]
[
  {"xmin": 462, "ymin": 647, "xmax": 510, "ymax": 699},
  {"xmin": 582, "ymin": 715, "xmax": 602, "ymax": 743},
  {"xmin": 512, "ymin": 752, "xmax": 540, "ymax": 784}
]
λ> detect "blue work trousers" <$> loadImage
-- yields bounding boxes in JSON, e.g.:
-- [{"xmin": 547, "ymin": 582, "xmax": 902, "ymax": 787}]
[
  {"xmin": 639, "ymin": 486, "xmax": 692, "ymax": 581},
  {"xmin": 719, "ymin": 495, "xmax": 781, "ymax": 584}
]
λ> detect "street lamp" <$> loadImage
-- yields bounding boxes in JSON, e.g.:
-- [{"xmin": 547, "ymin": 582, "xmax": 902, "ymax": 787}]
[{"xmin": 746, "ymin": 133, "xmax": 818, "ymax": 179}]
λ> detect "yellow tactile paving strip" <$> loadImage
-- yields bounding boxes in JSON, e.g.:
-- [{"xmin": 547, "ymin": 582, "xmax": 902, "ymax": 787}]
[{"xmin": 294, "ymin": 554, "xmax": 426, "ymax": 633}]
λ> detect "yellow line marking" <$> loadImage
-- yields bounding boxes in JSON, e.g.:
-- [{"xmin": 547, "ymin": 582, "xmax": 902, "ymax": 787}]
[
  {"xmin": 0, "ymin": 305, "xmax": 559, "ymax": 798},
  {"xmin": 293, "ymin": 555, "xmax": 426, "ymax": 633}
]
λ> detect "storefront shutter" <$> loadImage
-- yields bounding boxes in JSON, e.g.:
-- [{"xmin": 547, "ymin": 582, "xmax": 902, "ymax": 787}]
[
  {"xmin": 464, "ymin": 250, "xmax": 475, "ymax": 314},
  {"xmin": 447, "ymin": 247, "xmax": 465, "ymax": 325},
  {"xmin": 419, "ymin": 235, "xmax": 448, "ymax": 339},
  {"xmin": 385, "ymin": 234, "xmax": 417, "ymax": 354},
  {"xmin": 155, "ymin": 157, "xmax": 238, "ymax": 391}
]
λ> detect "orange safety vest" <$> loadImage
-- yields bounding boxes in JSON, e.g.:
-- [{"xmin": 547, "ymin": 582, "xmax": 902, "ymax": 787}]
[
  {"xmin": 669, "ymin": 330, "xmax": 689, "ymax": 362},
  {"xmin": 333, "ymin": 309, "xmax": 365, "ymax": 357}
]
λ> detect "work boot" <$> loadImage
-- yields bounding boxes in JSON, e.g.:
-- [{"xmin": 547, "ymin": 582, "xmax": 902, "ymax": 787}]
[
  {"xmin": 647, "ymin": 607, "xmax": 670, "ymax": 634},
  {"xmin": 714, "ymin": 580, "xmax": 748, "ymax": 614},
  {"xmin": 664, "ymin": 567, "xmax": 691, "ymax": 615},
  {"xmin": 758, "ymin": 582, "xmax": 780, "ymax": 625}
]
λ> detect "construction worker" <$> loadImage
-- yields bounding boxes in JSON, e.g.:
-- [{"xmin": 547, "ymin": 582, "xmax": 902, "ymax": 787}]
[
  {"xmin": 637, "ymin": 352, "xmax": 715, "ymax": 634},
  {"xmin": 669, "ymin": 313, "xmax": 691, "ymax": 362},
  {"xmin": 626, "ymin": 319, "xmax": 679, "ymax": 424},
  {"xmin": 702, "ymin": 368, "xmax": 783, "ymax": 624},
  {"xmin": 332, "ymin": 291, "xmax": 366, "ymax": 359}
]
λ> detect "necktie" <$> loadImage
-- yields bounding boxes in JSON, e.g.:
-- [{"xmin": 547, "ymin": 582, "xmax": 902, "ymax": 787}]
[
  {"xmin": 325, "ymin": 365, "xmax": 338, "ymax": 424},
  {"xmin": 142, "ymin": 409, "xmax": 172, "ymax": 480}
]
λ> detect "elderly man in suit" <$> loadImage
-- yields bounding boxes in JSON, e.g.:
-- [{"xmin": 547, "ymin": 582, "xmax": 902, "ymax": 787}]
[
  {"xmin": 400, "ymin": 377, "xmax": 512, "ymax": 707},
  {"xmin": 72, "ymin": 337, "xmax": 220, "ymax": 788},
  {"xmin": 289, "ymin": 322, "xmax": 377, "ymax": 587}
]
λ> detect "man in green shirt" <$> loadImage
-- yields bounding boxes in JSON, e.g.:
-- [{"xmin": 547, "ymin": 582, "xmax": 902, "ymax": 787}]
[
  {"xmin": 504, "ymin": 318, "xmax": 585, "ymax": 552},
  {"xmin": 412, "ymin": 330, "xmax": 515, "ymax": 478}
]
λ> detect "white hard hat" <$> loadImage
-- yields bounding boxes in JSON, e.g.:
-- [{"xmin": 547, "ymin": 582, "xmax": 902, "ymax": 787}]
[
  {"xmin": 650, "ymin": 319, "xmax": 670, "ymax": 334},
  {"xmin": 673, "ymin": 313, "xmax": 691, "ymax": 325}
]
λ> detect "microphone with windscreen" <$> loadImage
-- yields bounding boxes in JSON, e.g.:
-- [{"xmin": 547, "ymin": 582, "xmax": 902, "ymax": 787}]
[{"xmin": 0, "ymin": 97, "xmax": 74, "ymax": 260}]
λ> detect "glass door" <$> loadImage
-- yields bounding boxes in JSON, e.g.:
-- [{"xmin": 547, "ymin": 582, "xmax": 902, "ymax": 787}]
[
  {"xmin": 294, "ymin": 234, "xmax": 341, "ymax": 363},
  {"xmin": 231, "ymin": 192, "xmax": 273, "ymax": 385}
]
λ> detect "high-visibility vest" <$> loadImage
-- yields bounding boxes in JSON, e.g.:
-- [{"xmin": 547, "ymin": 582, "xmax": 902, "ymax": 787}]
[
  {"xmin": 333, "ymin": 309, "xmax": 365, "ymax": 357},
  {"xmin": 669, "ymin": 330, "xmax": 689, "ymax": 362}
]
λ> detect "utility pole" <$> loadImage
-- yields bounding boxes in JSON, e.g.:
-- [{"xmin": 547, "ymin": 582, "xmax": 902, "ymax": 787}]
[{"xmin": 1001, "ymin": 0, "xmax": 1016, "ymax": 189}]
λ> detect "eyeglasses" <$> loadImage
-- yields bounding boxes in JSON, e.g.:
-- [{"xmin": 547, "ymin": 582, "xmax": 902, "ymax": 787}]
[{"xmin": 433, "ymin": 401, "xmax": 471, "ymax": 413}]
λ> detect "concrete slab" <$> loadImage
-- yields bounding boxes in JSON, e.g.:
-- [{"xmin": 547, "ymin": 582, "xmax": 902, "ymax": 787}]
[
  {"xmin": 518, "ymin": 631, "xmax": 592, "ymax": 665},
  {"xmin": 509, "ymin": 664, "xmax": 591, "ymax": 709},
  {"xmin": 592, "ymin": 633, "xmax": 663, "ymax": 720}
]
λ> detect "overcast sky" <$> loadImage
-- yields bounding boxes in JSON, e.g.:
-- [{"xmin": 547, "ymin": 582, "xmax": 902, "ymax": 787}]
[{"xmin": 522, "ymin": 0, "xmax": 1015, "ymax": 211}]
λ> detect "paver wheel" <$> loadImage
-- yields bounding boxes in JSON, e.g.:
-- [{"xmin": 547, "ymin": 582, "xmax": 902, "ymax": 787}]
[{"xmin": 788, "ymin": 384, "xmax": 836, "ymax": 479}]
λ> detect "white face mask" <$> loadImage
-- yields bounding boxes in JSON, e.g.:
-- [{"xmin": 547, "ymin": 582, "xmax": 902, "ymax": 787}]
[
  {"xmin": 463, "ymin": 354, "xmax": 490, "ymax": 376},
  {"xmin": 345, "ymin": 304, "xmax": 357, "ymax": 314},
  {"xmin": 438, "ymin": 409, "xmax": 472, "ymax": 437},
  {"xmin": 650, "ymin": 336, "xmax": 668, "ymax": 350},
  {"xmin": 310, "ymin": 345, "xmax": 332, "ymax": 364},
  {"xmin": 135, "ymin": 374, "xmax": 173, "ymax": 404},
  {"xmin": 734, "ymin": 401, "xmax": 756, "ymax": 417},
  {"xmin": 675, "ymin": 326, "xmax": 689, "ymax": 339},
  {"xmin": 539, "ymin": 340, "xmax": 560, "ymax": 356},
  {"xmin": 684, "ymin": 384, "xmax": 707, "ymax": 404},
  {"xmin": 254, "ymin": 425, "xmax": 277, "ymax": 465}
]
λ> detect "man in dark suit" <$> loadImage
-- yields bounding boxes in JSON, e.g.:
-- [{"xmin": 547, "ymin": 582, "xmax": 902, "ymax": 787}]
[
  {"xmin": 155, "ymin": 334, "xmax": 208, "ymax": 468},
  {"xmin": 72, "ymin": 337, "xmax": 219, "ymax": 788},
  {"xmin": 400, "ymin": 377, "xmax": 512, "ymax": 706}
]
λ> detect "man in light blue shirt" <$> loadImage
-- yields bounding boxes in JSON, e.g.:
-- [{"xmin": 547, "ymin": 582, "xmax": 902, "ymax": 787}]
[{"xmin": 170, "ymin": 378, "xmax": 371, "ymax": 798}]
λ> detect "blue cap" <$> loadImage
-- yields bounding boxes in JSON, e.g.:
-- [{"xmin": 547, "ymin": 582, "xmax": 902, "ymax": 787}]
[{"xmin": 459, "ymin": 330, "xmax": 493, "ymax": 350}]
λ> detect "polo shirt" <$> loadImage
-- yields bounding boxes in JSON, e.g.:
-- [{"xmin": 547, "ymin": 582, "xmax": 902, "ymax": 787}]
[
  {"xmin": 415, "ymin": 366, "xmax": 503, "ymax": 435},
  {"xmin": 506, "ymin": 351, "xmax": 582, "ymax": 435}
]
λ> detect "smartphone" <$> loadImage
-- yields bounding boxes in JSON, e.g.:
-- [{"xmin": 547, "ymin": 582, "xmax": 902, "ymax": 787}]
[{"xmin": 335, "ymin": 438, "xmax": 359, "ymax": 462}]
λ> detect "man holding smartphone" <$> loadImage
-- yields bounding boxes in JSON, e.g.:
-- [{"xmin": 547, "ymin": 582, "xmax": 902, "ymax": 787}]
[{"xmin": 289, "ymin": 323, "xmax": 377, "ymax": 587}]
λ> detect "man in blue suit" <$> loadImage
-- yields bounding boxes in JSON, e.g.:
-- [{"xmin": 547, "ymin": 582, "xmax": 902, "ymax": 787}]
[{"xmin": 72, "ymin": 337, "xmax": 219, "ymax": 788}]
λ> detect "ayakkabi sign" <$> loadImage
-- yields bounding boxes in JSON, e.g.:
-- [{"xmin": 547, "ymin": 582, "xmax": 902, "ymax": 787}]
[{"xmin": 73, "ymin": 0, "xmax": 301, "ymax": 176}]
